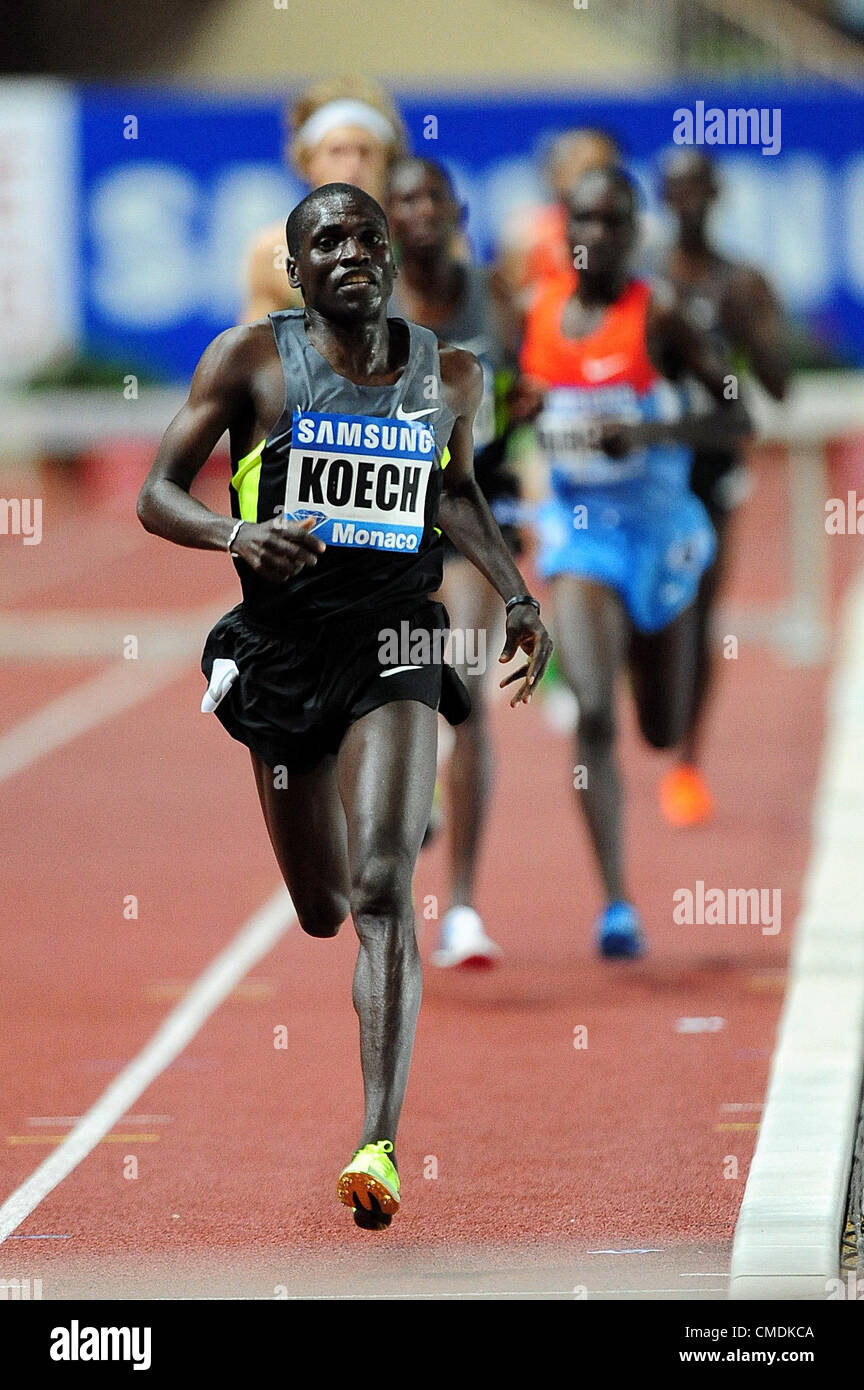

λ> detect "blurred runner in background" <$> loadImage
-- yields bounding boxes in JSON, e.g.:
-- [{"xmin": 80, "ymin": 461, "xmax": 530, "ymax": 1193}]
[
  {"xmin": 497, "ymin": 127, "xmax": 620, "ymax": 312},
  {"xmin": 242, "ymin": 77, "xmax": 407, "ymax": 320},
  {"xmin": 387, "ymin": 156, "xmax": 533, "ymax": 968},
  {"xmin": 656, "ymin": 149, "xmax": 789, "ymax": 826},
  {"xmin": 520, "ymin": 167, "xmax": 750, "ymax": 958},
  {"xmin": 496, "ymin": 129, "xmax": 623, "ymax": 736}
]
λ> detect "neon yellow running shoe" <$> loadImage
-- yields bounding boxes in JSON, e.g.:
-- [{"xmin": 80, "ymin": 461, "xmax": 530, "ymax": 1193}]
[{"xmin": 337, "ymin": 1140, "xmax": 400, "ymax": 1218}]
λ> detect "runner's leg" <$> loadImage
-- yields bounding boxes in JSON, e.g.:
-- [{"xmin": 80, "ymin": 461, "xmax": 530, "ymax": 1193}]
[
  {"xmin": 250, "ymin": 752, "xmax": 350, "ymax": 937},
  {"xmin": 550, "ymin": 574, "xmax": 630, "ymax": 902},
  {"xmin": 337, "ymin": 699, "xmax": 438, "ymax": 1154},
  {"xmin": 679, "ymin": 509, "xmax": 731, "ymax": 765},
  {"xmin": 629, "ymin": 604, "xmax": 700, "ymax": 751},
  {"xmin": 437, "ymin": 556, "xmax": 503, "ymax": 910}
]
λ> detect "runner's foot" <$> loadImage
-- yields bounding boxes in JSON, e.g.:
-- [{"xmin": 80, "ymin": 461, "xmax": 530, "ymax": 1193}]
[
  {"xmin": 431, "ymin": 906, "xmax": 502, "ymax": 968},
  {"xmin": 595, "ymin": 900, "xmax": 646, "ymax": 959},
  {"xmin": 337, "ymin": 1141, "xmax": 400, "ymax": 1229},
  {"xmin": 660, "ymin": 764, "xmax": 714, "ymax": 827}
]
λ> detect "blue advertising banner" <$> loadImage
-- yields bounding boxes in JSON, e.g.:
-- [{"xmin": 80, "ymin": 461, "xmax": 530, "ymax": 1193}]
[{"xmin": 76, "ymin": 86, "xmax": 864, "ymax": 380}]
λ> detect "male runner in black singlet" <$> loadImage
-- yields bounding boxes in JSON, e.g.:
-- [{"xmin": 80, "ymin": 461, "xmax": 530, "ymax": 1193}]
[
  {"xmin": 137, "ymin": 183, "xmax": 551, "ymax": 1231},
  {"xmin": 657, "ymin": 149, "xmax": 788, "ymax": 826}
]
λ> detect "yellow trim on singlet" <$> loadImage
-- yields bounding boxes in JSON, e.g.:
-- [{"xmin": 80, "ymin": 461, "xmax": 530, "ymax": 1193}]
[
  {"xmin": 230, "ymin": 438, "xmax": 265, "ymax": 522},
  {"xmin": 432, "ymin": 446, "xmax": 451, "ymax": 534}
]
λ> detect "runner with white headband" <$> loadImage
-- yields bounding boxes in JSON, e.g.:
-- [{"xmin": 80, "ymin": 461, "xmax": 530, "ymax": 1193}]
[
  {"xmin": 242, "ymin": 78, "xmax": 406, "ymax": 322},
  {"xmin": 295, "ymin": 99, "xmax": 396, "ymax": 153}
]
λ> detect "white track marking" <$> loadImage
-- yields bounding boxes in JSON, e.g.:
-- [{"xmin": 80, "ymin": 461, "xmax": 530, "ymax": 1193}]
[
  {"xmin": 730, "ymin": 568, "xmax": 864, "ymax": 1299},
  {"xmin": 27, "ymin": 1115, "xmax": 172, "ymax": 1126},
  {"xmin": 0, "ymin": 611, "xmax": 223, "ymax": 661},
  {"xmin": 0, "ymin": 522, "xmax": 145, "ymax": 605},
  {"xmin": 0, "ymin": 659, "xmax": 188, "ymax": 785},
  {"xmin": 263, "ymin": 1288, "xmax": 728, "ymax": 1300},
  {"xmin": 0, "ymin": 597, "xmax": 234, "ymax": 785},
  {"xmin": 0, "ymin": 888, "xmax": 296, "ymax": 1245},
  {"xmin": 587, "ymin": 1247, "xmax": 664, "ymax": 1255}
]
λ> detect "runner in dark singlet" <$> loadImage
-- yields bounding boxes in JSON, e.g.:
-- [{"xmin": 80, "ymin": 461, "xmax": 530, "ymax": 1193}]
[
  {"xmin": 657, "ymin": 149, "xmax": 789, "ymax": 826},
  {"xmin": 387, "ymin": 156, "xmax": 526, "ymax": 968},
  {"xmin": 137, "ymin": 183, "xmax": 551, "ymax": 1229}
]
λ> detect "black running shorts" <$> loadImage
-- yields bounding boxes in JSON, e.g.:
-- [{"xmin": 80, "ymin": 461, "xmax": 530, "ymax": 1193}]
[
  {"xmin": 201, "ymin": 598, "xmax": 470, "ymax": 774},
  {"xmin": 690, "ymin": 447, "xmax": 744, "ymax": 527}
]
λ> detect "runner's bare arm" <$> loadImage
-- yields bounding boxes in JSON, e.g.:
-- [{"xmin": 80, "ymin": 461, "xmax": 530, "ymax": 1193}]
[
  {"xmin": 438, "ymin": 346, "xmax": 552, "ymax": 704},
  {"xmin": 489, "ymin": 263, "xmax": 524, "ymax": 364},
  {"xmin": 137, "ymin": 327, "xmax": 253, "ymax": 550},
  {"xmin": 629, "ymin": 294, "xmax": 753, "ymax": 451},
  {"xmin": 137, "ymin": 328, "xmax": 324, "ymax": 578},
  {"xmin": 722, "ymin": 267, "xmax": 790, "ymax": 402},
  {"xmin": 438, "ymin": 347, "xmax": 531, "ymax": 600},
  {"xmin": 241, "ymin": 224, "xmax": 302, "ymax": 322}
]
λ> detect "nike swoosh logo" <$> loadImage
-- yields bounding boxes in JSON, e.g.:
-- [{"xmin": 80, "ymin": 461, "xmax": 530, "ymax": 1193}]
[
  {"xmin": 581, "ymin": 354, "xmax": 628, "ymax": 383},
  {"xmin": 380, "ymin": 665, "xmax": 423, "ymax": 677},
  {"xmin": 396, "ymin": 405, "xmax": 438, "ymax": 421}
]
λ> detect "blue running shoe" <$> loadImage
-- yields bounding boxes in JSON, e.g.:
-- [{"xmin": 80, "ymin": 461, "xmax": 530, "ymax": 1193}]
[{"xmin": 595, "ymin": 901, "xmax": 645, "ymax": 959}]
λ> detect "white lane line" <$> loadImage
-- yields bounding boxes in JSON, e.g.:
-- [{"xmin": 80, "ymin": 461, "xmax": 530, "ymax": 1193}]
[
  {"xmin": 587, "ymin": 1247, "xmax": 664, "ymax": 1255},
  {"xmin": 0, "ymin": 595, "xmax": 233, "ymax": 785},
  {"xmin": 0, "ymin": 659, "xmax": 188, "ymax": 785},
  {"xmin": 255, "ymin": 1288, "xmax": 729, "ymax": 1300},
  {"xmin": 0, "ymin": 888, "xmax": 296, "ymax": 1245},
  {"xmin": 0, "ymin": 524, "xmax": 145, "ymax": 605},
  {"xmin": 0, "ymin": 609, "xmax": 226, "ymax": 661},
  {"xmin": 27, "ymin": 1115, "xmax": 172, "ymax": 1127},
  {"xmin": 0, "ymin": 594, "xmax": 235, "ymax": 785},
  {"xmin": 730, "ymin": 567, "xmax": 864, "ymax": 1300}
]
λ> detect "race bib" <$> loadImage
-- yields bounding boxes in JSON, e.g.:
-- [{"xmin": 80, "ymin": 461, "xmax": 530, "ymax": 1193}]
[
  {"xmin": 284, "ymin": 409, "xmax": 435, "ymax": 552},
  {"xmin": 538, "ymin": 386, "xmax": 645, "ymax": 487}
]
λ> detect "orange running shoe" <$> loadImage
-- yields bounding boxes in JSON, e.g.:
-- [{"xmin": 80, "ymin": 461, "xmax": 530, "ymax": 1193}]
[{"xmin": 660, "ymin": 764, "xmax": 714, "ymax": 827}]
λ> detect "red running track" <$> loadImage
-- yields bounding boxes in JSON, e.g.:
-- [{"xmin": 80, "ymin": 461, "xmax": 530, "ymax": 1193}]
[{"xmin": 0, "ymin": 452, "xmax": 861, "ymax": 1299}]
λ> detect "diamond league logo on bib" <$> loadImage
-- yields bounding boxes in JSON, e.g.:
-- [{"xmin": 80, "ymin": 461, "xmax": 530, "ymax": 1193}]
[{"xmin": 284, "ymin": 409, "xmax": 435, "ymax": 552}]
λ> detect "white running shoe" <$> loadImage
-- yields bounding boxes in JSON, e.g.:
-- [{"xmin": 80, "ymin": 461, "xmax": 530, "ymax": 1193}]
[
  {"xmin": 541, "ymin": 683, "xmax": 579, "ymax": 736},
  {"xmin": 431, "ymin": 906, "xmax": 502, "ymax": 969}
]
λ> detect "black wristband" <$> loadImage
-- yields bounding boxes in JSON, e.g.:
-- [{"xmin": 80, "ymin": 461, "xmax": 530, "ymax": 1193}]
[{"xmin": 505, "ymin": 593, "xmax": 540, "ymax": 617}]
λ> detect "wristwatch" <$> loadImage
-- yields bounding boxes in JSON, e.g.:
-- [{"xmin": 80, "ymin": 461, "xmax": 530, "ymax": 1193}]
[
  {"xmin": 227, "ymin": 519, "xmax": 246, "ymax": 557},
  {"xmin": 505, "ymin": 593, "xmax": 541, "ymax": 616}
]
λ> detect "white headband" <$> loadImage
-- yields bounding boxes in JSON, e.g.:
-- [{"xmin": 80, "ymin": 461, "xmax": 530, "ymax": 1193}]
[{"xmin": 296, "ymin": 99, "xmax": 396, "ymax": 152}]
